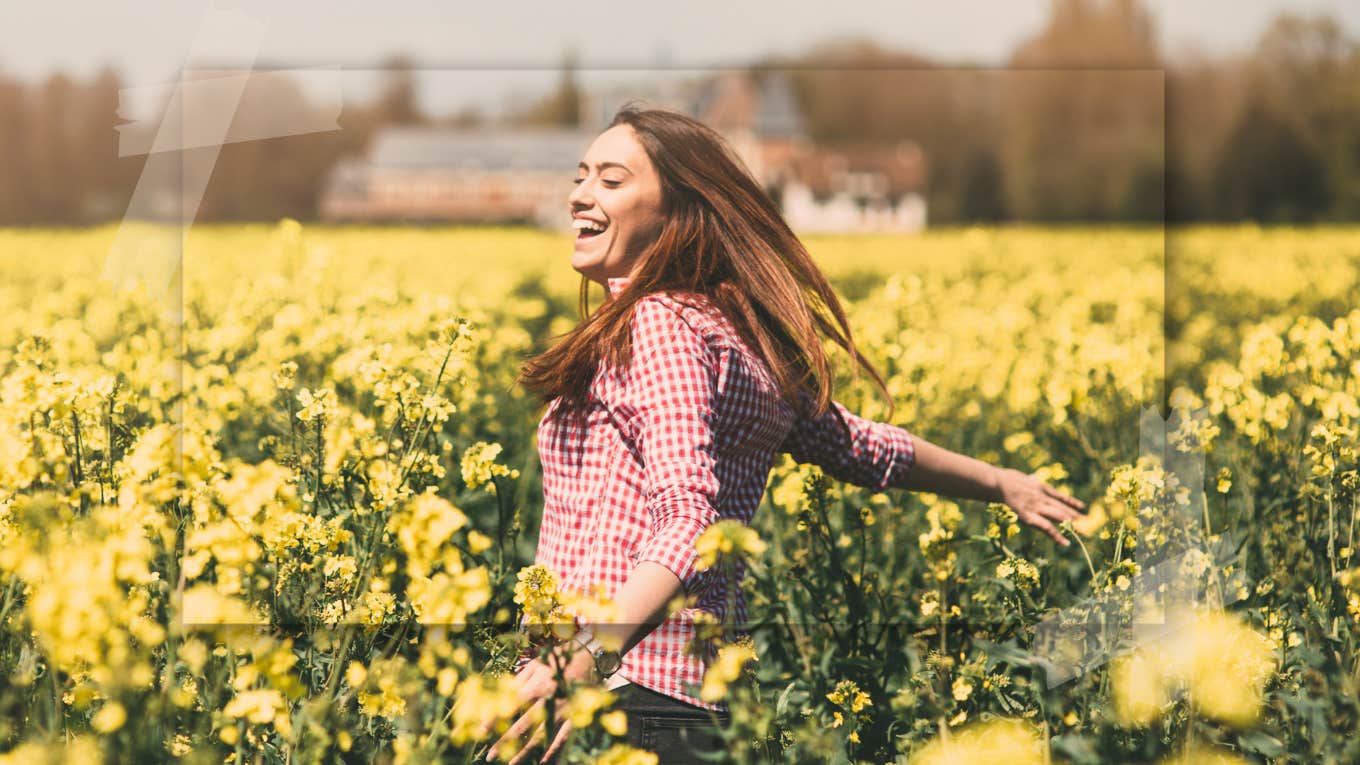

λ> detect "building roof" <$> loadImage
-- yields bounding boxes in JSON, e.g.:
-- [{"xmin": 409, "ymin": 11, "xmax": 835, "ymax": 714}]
[
  {"xmin": 752, "ymin": 71, "xmax": 807, "ymax": 139},
  {"xmin": 366, "ymin": 125, "xmax": 597, "ymax": 172},
  {"xmin": 790, "ymin": 141, "xmax": 927, "ymax": 197},
  {"xmin": 691, "ymin": 70, "xmax": 808, "ymax": 140},
  {"xmin": 323, "ymin": 158, "xmax": 369, "ymax": 199}
]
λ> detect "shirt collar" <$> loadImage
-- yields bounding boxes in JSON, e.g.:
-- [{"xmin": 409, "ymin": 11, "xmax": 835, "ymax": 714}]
[{"xmin": 606, "ymin": 276, "xmax": 632, "ymax": 296}]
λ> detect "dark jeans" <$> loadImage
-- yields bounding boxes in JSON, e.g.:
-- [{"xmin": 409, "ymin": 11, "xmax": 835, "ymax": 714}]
[{"xmin": 614, "ymin": 682, "xmax": 731, "ymax": 764}]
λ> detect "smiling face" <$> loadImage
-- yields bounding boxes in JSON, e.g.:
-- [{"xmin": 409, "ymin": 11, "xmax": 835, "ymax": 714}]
[{"xmin": 569, "ymin": 124, "xmax": 667, "ymax": 286}]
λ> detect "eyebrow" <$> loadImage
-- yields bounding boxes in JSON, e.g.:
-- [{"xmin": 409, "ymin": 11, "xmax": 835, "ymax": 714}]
[{"xmin": 577, "ymin": 161, "xmax": 633, "ymax": 174}]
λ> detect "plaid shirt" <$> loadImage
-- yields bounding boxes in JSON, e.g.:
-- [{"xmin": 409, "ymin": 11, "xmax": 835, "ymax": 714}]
[{"xmin": 519, "ymin": 275, "xmax": 917, "ymax": 711}]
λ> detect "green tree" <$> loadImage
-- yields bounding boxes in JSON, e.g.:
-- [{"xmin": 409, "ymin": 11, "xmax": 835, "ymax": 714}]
[
  {"xmin": 956, "ymin": 146, "xmax": 1007, "ymax": 222},
  {"xmin": 520, "ymin": 47, "xmax": 581, "ymax": 127},
  {"xmin": 1210, "ymin": 97, "xmax": 1330, "ymax": 222}
]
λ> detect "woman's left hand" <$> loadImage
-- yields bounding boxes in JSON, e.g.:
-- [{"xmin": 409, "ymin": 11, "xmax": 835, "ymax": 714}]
[
  {"xmin": 482, "ymin": 643, "xmax": 595, "ymax": 764},
  {"xmin": 996, "ymin": 467, "xmax": 1088, "ymax": 546}
]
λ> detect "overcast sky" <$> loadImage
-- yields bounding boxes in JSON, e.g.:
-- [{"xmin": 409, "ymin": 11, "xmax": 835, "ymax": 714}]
[{"xmin": 4, "ymin": 0, "xmax": 1356, "ymax": 119}]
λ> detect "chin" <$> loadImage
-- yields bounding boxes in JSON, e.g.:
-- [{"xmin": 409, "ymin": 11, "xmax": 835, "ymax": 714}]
[
  {"xmin": 569, "ymin": 250, "xmax": 594, "ymax": 271},
  {"xmin": 571, "ymin": 240, "xmax": 611, "ymax": 271}
]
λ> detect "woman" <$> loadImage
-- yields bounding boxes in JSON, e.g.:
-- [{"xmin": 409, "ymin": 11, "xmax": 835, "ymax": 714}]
[{"xmin": 483, "ymin": 105, "xmax": 1088, "ymax": 764}]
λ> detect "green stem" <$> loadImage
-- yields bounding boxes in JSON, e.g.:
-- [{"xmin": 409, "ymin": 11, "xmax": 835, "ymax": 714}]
[
  {"xmin": 315, "ymin": 418, "xmax": 325, "ymax": 514},
  {"xmin": 397, "ymin": 342, "xmax": 457, "ymax": 488},
  {"xmin": 1327, "ymin": 474, "xmax": 1337, "ymax": 580},
  {"xmin": 71, "ymin": 411, "xmax": 87, "ymax": 515},
  {"xmin": 1348, "ymin": 491, "xmax": 1356, "ymax": 553},
  {"xmin": 324, "ymin": 627, "xmax": 356, "ymax": 699},
  {"xmin": 1072, "ymin": 532, "xmax": 1097, "ymax": 581}
]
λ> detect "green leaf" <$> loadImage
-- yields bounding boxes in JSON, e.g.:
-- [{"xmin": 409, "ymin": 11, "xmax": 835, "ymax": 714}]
[
  {"xmin": 1237, "ymin": 730, "xmax": 1284, "ymax": 758},
  {"xmin": 776, "ymin": 680, "xmax": 799, "ymax": 717},
  {"xmin": 1050, "ymin": 733, "xmax": 1100, "ymax": 765}
]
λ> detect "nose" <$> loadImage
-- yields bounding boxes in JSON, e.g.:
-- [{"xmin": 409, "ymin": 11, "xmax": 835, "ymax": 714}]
[{"xmin": 568, "ymin": 175, "xmax": 595, "ymax": 211}]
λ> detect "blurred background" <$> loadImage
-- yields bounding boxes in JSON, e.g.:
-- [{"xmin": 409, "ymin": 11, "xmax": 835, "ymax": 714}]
[{"xmin": 1, "ymin": 0, "xmax": 1356, "ymax": 227}]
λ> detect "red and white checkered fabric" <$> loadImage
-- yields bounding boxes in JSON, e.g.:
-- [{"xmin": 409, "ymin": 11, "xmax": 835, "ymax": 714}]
[{"xmin": 517, "ymin": 275, "xmax": 917, "ymax": 711}]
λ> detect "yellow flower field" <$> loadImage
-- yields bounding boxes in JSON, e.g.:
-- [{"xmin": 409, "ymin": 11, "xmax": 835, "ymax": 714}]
[{"xmin": 0, "ymin": 221, "xmax": 1357, "ymax": 763}]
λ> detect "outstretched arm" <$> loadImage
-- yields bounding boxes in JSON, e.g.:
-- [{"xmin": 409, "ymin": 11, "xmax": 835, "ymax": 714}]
[
  {"xmin": 779, "ymin": 392, "xmax": 917, "ymax": 492},
  {"xmin": 780, "ymin": 393, "xmax": 1088, "ymax": 544}
]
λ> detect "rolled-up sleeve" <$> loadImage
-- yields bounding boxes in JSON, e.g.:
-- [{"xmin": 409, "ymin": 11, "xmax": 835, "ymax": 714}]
[
  {"xmin": 622, "ymin": 297, "xmax": 723, "ymax": 598},
  {"xmin": 780, "ymin": 389, "xmax": 916, "ymax": 491}
]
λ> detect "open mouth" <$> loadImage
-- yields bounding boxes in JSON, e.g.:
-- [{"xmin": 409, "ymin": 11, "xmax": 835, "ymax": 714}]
[{"xmin": 574, "ymin": 219, "xmax": 608, "ymax": 240}]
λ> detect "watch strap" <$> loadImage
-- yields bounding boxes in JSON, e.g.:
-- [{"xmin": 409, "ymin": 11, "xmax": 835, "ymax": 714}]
[{"xmin": 572, "ymin": 627, "xmax": 620, "ymax": 678}]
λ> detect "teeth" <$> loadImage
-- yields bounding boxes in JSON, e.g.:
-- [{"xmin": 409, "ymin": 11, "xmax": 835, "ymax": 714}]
[{"xmin": 572, "ymin": 219, "xmax": 607, "ymax": 232}]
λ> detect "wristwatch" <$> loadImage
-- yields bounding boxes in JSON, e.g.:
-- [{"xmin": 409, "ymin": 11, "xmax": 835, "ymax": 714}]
[{"xmin": 573, "ymin": 628, "xmax": 622, "ymax": 679}]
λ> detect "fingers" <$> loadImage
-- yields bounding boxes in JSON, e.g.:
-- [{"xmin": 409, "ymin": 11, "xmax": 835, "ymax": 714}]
[
  {"xmin": 1043, "ymin": 518, "xmax": 1069, "ymax": 546},
  {"xmin": 538, "ymin": 720, "xmax": 573, "ymax": 764},
  {"xmin": 488, "ymin": 698, "xmax": 546, "ymax": 761},
  {"xmin": 1022, "ymin": 509, "xmax": 1069, "ymax": 546},
  {"xmin": 1044, "ymin": 498, "xmax": 1085, "ymax": 524},
  {"xmin": 507, "ymin": 721, "xmax": 547, "ymax": 765},
  {"xmin": 1028, "ymin": 496, "xmax": 1082, "ymax": 524},
  {"xmin": 478, "ymin": 666, "xmax": 543, "ymax": 739},
  {"xmin": 1042, "ymin": 483, "xmax": 1087, "ymax": 511}
]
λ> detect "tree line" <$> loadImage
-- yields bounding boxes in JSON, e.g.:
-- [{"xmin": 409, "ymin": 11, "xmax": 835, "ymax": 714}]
[{"xmin": 0, "ymin": 4, "xmax": 1354, "ymax": 225}]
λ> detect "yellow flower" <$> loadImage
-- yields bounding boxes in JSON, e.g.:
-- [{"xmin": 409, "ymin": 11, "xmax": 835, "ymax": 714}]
[
  {"xmin": 952, "ymin": 677, "xmax": 974, "ymax": 702},
  {"xmin": 1070, "ymin": 500, "xmax": 1108, "ymax": 537},
  {"xmin": 389, "ymin": 489, "xmax": 469, "ymax": 577},
  {"xmin": 595, "ymin": 744, "xmax": 660, "ymax": 765},
  {"xmin": 565, "ymin": 685, "xmax": 615, "ymax": 728},
  {"xmin": 179, "ymin": 639, "xmax": 209, "ymax": 675},
  {"xmin": 450, "ymin": 674, "xmax": 529, "ymax": 745},
  {"xmin": 92, "ymin": 701, "xmax": 126, "ymax": 732},
  {"xmin": 346, "ymin": 661, "xmax": 368, "ymax": 687},
  {"xmin": 461, "ymin": 441, "xmax": 519, "ymax": 490},
  {"xmin": 995, "ymin": 557, "xmax": 1040, "ymax": 592},
  {"xmin": 168, "ymin": 732, "xmax": 192, "ymax": 756},
  {"xmin": 514, "ymin": 564, "xmax": 569, "ymax": 627},
  {"xmin": 223, "ymin": 688, "xmax": 285, "ymax": 725},
  {"xmin": 601, "ymin": 709, "xmax": 628, "ymax": 736},
  {"xmin": 693, "ymin": 519, "xmax": 767, "ymax": 572},
  {"xmin": 909, "ymin": 718, "xmax": 1044, "ymax": 764},
  {"xmin": 1111, "ymin": 650, "xmax": 1166, "ymax": 726},
  {"xmin": 272, "ymin": 360, "xmax": 298, "ymax": 390},
  {"xmin": 295, "ymin": 386, "xmax": 338, "ymax": 423},
  {"xmin": 409, "ymin": 567, "xmax": 492, "ymax": 626},
  {"xmin": 851, "ymin": 689, "xmax": 871, "ymax": 713},
  {"xmin": 920, "ymin": 591, "xmax": 940, "ymax": 618},
  {"xmin": 1215, "ymin": 467, "xmax": 1232, "ymax": 494},
  {"xmin": 1112, "ymin": 607, "xmax": 1276, "ymax": 728},
  {"xmin": 359, "ymin": 680, "xmax": 407, "ymax": 718},
  {"xmin": 699, "ymin": 640, "xmax": 757, "ymax": 702},
  {"xmin": 827, "ymin": 679, "xmax": 872, "ymax": 713},
  {"xmin": 468, "ymin": 529, "xmax": 494, "ymax": 554}
]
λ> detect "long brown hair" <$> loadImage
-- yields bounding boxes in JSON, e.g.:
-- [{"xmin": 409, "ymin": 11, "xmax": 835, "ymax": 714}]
[{"xmin": 517, "ymin": 103, "xmax": 895, "ymax": 424}]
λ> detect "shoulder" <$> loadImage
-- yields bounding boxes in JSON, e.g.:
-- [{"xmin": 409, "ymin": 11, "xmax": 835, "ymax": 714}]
[
  {"xmin": 634, "ymin": 291, "xmax": 732, "ymax": 341},
  {"xmin": 625, "ymin": 294, "xmax": 732, "ymax": 377},
  {"xmin": 630, "ymin": 293, "xmax": 721, "ymax": 344}
]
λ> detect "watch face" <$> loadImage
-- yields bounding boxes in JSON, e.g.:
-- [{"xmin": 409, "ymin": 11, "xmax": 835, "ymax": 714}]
[{"xmin": 595, "ymin": 649, "xmax": 622, "ymax": 676}]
